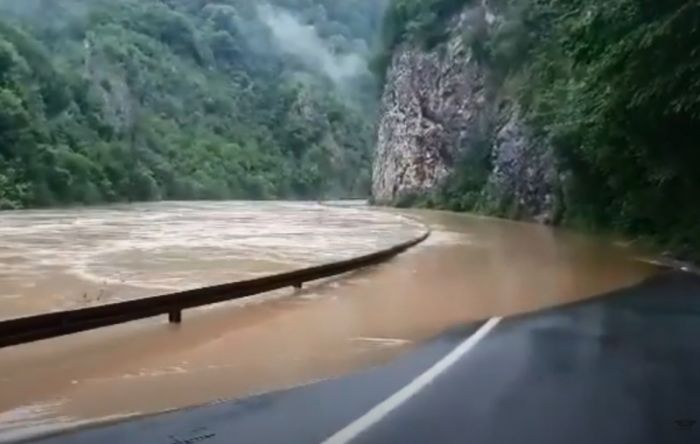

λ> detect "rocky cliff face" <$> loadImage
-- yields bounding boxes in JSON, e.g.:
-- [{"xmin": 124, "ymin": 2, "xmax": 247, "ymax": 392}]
[
  {"xmin": 372, "ymin": 6, "xmax": 557, "ymax": 223},
  {"xmin": 483, "ymin": 103, "xmax": 558, "ymax": 223},
  {"xmin": 372, "ymin": 30, "xmax": 490, "ymax": 204}
]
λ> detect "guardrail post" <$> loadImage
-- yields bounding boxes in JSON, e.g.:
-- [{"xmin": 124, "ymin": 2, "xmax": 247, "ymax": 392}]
[
  {"xmin": 169, "ymin": 310, "xmax": 182, "ymax": 324},
  {"xmin": 0, "ymin": 228, "xmax": 429, "ymax": 349}
]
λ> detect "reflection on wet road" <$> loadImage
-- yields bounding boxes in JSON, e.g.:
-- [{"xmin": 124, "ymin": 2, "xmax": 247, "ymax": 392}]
[
  {"xmin": 42, "ymin": 272, "xmax": 696, "ymax": 444},
  {"xmin": 0, "ymin": 203, "xmax": 658, "ymax": 441}
]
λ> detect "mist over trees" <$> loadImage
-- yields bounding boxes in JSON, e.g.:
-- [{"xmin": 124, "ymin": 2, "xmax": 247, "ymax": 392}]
[{"xmin": 0, "ymin": 0, "xmax": 388, "ymax": 208}]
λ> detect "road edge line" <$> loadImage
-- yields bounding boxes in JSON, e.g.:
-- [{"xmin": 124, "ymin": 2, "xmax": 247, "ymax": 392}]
[{"xmin": 322, "ymin": 317, "xmax": 503, "ymax": 444}]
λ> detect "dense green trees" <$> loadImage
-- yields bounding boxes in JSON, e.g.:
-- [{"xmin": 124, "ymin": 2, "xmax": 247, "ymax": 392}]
[
  {"xmin": 0, "ymin": 0, "xmax": 384, "ymax": 208},
  {"xmin": 521, "ymin": 0, "xmax": 700, "ymax": 253}
]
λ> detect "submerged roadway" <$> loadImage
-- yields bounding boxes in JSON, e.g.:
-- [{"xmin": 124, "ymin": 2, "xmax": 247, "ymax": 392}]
[{"xmin": 26, "ymin": 270, "xmax": 700, "ymax": 444}]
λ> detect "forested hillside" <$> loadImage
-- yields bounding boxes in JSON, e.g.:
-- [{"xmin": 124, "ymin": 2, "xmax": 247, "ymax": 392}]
[
  {"xmin": 0, "ymin": 0, "xmax": 387, "ymax": 208},
  {"xmin": 375, "ymin": 0, "xmax": 700, "ymax": 255}
]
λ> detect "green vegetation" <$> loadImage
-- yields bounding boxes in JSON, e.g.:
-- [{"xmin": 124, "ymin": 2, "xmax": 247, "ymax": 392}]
[
  {"xmin": 379, "ymin": 0, "xmax": 700, "ymax": 255},
  {"xmin": 0, "ymin": 0, "xmax": 386, "ymax": 208},
  {"xmin": 4, "ymin": 0, "xmax": 698, "ymax": 256},
  {"xmin": 522, "ymin": 0, "xmax": 700, "ymax": 255}
]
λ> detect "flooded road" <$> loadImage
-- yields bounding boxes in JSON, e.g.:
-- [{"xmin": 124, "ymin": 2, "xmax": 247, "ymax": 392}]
[
  {"xmin": 0, "ymin": 202, "xmax": 658, "ymax": 441},
  {"xmin": 0, "ymin": 202, "xmax": 419, "ymax": 321}
]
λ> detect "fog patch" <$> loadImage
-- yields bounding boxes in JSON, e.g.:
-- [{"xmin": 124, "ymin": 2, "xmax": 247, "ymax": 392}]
[
  {"xmin": 257, "ymin": 4, "xmax": 370, "ymax": 88},
  {"xmin": 0, "ymin": 0, "xmax": 92, "ymax": 21}
]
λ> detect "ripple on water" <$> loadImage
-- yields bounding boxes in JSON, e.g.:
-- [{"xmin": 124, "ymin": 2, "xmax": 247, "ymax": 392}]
[{"xmin": 0, "ymin": 201, "xmax": 424, "ymax": 318}]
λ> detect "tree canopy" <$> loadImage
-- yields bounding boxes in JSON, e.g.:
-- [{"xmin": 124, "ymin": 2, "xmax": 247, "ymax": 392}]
[{"xmin": 0, "ymin": 0, "xmax": 386, "ymax": 208}]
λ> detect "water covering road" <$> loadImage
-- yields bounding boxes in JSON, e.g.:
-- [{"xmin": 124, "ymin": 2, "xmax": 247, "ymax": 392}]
[
  {"xmin": 0, "ymin": 202, "xmax": 658, "ymax": 441},
  {"xmin": 0, "ymin": 202, "xmax": 420, "ymax": 320}
]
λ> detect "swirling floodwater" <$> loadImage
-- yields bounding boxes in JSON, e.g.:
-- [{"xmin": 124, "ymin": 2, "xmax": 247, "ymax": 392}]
[
  {"xmin": 0, "ymin": 202, "xmax": 421, "ymax": 320},
  {"xmin": 0, "ymin": 201, "xmax": 658, "ymax": 441}
]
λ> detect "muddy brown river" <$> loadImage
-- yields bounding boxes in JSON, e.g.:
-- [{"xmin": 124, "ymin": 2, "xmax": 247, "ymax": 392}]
[{"xmin": 0, "ymin": 202, "xmax": 658, "ymax": 441}]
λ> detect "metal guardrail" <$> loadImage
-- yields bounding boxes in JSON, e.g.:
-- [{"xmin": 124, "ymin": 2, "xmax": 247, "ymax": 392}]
[{"xmin": 0, "ymin": 229, "xmax": 430, "ymax": 349}]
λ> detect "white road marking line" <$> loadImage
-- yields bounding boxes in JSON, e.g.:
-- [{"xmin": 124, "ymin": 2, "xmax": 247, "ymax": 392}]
[{"xmin": 322, "ymin": 317, "xmax": 503, "ymax": 444}]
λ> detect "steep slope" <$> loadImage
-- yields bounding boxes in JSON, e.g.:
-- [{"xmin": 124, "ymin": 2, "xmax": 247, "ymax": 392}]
[
  {"xmin": 0, "ymin": 0, "xmax": 387, "ymax": 208},
  {"xmin": 372, "ymin": 1, "xmax": 556, "ymax": 222},
  {"xmin": 373, "ymin": 0, "xmax": 700, "ymax": 253}
]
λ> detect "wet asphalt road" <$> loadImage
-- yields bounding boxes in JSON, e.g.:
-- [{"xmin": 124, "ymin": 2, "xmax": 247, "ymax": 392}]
[{"xmin": 27, "ymin": 271, "xmax": 700, "ymax": 444}]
